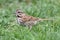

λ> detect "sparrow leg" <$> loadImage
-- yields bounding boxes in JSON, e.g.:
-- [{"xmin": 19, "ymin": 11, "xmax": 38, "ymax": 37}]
[
  {"xmin": 25, "ymin": 25, "xmax": 29, "ymax": 29},
  {"xmin": 29, "ymin": 25, "xmax": 32, "ymax": 30},
  {"xmin": 26, "ymin": 25, "xmax": 32, "ymax": 30}
]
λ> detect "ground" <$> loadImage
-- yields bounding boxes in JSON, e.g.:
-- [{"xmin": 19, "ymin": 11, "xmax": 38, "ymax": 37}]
[{"xmin": 0, "ymin": 0, "xmax": 60, "ymax": 40}]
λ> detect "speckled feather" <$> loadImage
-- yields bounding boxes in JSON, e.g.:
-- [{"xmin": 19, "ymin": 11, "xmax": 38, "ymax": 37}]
[{"xmin": 16, "ymin": 9, "xmax": 53, "ymax": 30}]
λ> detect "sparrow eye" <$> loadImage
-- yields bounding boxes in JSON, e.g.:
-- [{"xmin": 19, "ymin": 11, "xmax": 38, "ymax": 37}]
[
  {"xmin": 18, "ymin": 12, "xmax": 20, "ymax": 13},
  {"xmin": 18, "ymin": 11, "xmax": 23, "ymax": 13}
]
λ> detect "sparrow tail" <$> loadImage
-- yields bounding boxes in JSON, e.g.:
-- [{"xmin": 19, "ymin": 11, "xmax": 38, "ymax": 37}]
[{"xmin": 38, "ymin": 18, "xmax": 54, "ymax": 21}]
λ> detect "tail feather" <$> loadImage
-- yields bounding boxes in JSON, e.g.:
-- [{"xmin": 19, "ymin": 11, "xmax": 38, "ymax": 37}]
[{"xmin": 38, "ymin": 18, "xmax": 54, "ymax": 21}]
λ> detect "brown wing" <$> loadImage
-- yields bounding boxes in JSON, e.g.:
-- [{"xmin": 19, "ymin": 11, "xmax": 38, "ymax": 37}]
[
  {"xmin": 21, "ymin": 15, "xmax": 39, "ymax": 22},
  {"xmin": 29, "ymin": 16, "xmax": 39, "ymax": 21}
]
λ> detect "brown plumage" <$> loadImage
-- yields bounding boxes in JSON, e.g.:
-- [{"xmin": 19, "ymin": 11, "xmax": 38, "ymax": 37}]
[{"xmin": 16, "ymin": 9, "xmax": 53, "ymax": 30}]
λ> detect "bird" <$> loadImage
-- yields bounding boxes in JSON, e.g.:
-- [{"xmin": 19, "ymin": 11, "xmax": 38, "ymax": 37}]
[{"xmin": 15, "ymin": 9, "xmax": 53, "ymax": 30}]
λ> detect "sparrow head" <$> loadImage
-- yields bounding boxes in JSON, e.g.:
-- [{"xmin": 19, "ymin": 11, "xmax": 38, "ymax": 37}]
[
  {"xmin": 16, "ymin": 9, "xmax": 23, "ymax": 13},
  {"xmin": 16, "ymin": 9, "xmax": 26, "ymax": 18}
]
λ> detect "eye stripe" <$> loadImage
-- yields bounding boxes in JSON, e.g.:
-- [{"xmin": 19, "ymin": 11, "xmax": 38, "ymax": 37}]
[
  {"xmin": 17, "ymin": 15, "xmax": 20, "ymax": 17},
  {"xmin": 17, "ymin": 15, "xmax": 22, "ymax": 18}
]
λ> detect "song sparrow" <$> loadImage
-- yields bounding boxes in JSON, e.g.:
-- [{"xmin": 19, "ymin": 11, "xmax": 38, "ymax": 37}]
[{"xmin": 16, "ymin": 9, "xmax": 53, "ymax": 30}]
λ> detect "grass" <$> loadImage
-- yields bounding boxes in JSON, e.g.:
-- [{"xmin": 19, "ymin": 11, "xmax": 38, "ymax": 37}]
[{"xmin": 0, "ymin": 0, "xmax": 60, "ymax": 40}]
